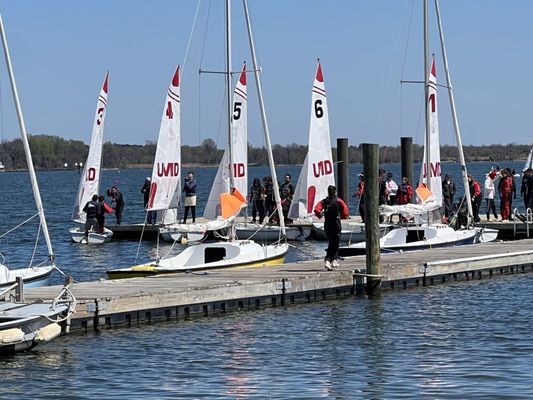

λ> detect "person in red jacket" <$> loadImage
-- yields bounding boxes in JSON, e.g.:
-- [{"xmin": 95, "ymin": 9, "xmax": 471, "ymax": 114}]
[
  {"xmin": 499, "ymin": 169, "xmax": 514, "ymax": 221},
  {"xmin": 314, "ymin": 185, "xmax": 349, "ymax": 271},
  {"xmin": 96, "ymin": 195, "xmax": 114, "ymax": 234},
  {"xmin": 396, "ymin": 177, "xmax": 414, "ymax": 223},
  {"xmin": 352, "ymin": 173, "xmax": 365, "ymax": 222},
  {"xmin": 468, "ymin": 175, "xmax": 482, "ymax": 223}
]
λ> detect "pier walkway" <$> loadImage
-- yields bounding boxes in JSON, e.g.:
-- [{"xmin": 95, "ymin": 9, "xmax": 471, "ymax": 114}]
[{"xmin": 23, "ymin": 239, "xmax": 533, "ymax": 333}]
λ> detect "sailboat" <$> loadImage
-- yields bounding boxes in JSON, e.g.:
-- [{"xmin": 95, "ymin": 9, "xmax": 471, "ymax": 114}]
[
  {"xmin": 339, "ymin": 0, "xmax": 497, "ymax": 257},
  {"xmin": 107, "ymin": 1, "xmax": 288, "ymax": 278},
  {"xmin": 0, "ymin": 14, "xmax": 78, "ymax": 353},
  {"xmin": 69, "ymin": 73, "xmax": 113, "ymax": 244},
  {"xmin": 523, "ymin": 146, "xmax": 533, "ymax": 173}
]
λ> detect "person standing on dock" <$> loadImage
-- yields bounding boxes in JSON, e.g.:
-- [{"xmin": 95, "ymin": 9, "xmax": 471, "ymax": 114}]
[
  {"xmin": 468, "ymin": 175, "xmax": 482, "ymax": 223},
  {"xmin": 280, "ymin": 174, "xmax": 294, "ymax": 224},
  {"xmin": 353, "ymin": 173, "xmax": 365, "ymax": 222},
  {"xmin": 263, "ymin": 176, "xmax": 274, "ymax": 219},
  {"xmin": 182, "ymin": 171, "xmax": 197, "ymax": 224},
  {"xmin": 499, "ymin": 169, "xmax": 513, "ymax": 221},
  {"xmin": 385, "ymin": 173, "xmax": 398, "ymax": 206},
  {"xmin": 315, "ymin": 185, "xmax": 349, "ymax": 271},
  {"xmin": 141, "ymin": 177, "xmax": 156, "ymax": 224},
  {"xmin": 249, "ymin": 178, "xmax": 265, "ymax": 223},
  {"xmin": 442, "ymin": 174, "xmax": 456, "ymax": 222},
  {"xmin": 483, "ymin": 173, "xmax": 498, "ymax": 221},
  {"xmin": 107, "ymin": 186, "xmax": 124, "ymax": 225}
]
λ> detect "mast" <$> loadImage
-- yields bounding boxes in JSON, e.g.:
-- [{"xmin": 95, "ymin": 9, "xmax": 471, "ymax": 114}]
[
  {"xmin": 225, "ymin": 0, "xmax": 234, "ymax": 190},
  {"xmin": 423, "ymin": 0, "xmax": 431, "ymax": 193},
  {"xmin": 0, "ymin": 15, "xmax": 54, "ymax": 260},
  {"xmin": 242, "ymin": 0, "xmax": 286, "ymax": 236},
  {"xmin": 434, "ymin": 0, "xmax": 473, "ymax": 223}
]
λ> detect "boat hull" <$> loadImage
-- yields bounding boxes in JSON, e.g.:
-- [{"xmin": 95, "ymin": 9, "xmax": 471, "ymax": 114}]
[
  {"xmin": 235, "ymin": 223, "xmax": 309, "ymax": 242},
  {"xmin": 107, "ymin": 240, "xmax": 288, "ymax": 279},
  {"xmin": 338, "ymin": 225, "xmax": 495, "ymax": 257},
  {"xmin": 70, "ymin": 227, "xmax": 113, "ymax": 244},
  {"xmin": 0, "ymin": 264, "xmax": 54, "ymax": 290},
  {"xmin": 0, "ymin": 302, "xmax": 67, "ymax": 353},
  {"xmin": 312, "ymin": 221, "xmax": 394, "ymax": 243}
]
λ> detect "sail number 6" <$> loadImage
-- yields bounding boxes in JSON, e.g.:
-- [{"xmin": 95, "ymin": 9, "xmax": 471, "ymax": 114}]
[{"xmin": 314, "ymin": 100, "xmax": 323, "ymax": 118}]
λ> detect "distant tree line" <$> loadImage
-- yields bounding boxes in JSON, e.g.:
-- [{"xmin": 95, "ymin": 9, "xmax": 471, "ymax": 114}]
[{"xmin": 0, "ymin": 134, "xmax": 530, "ymax": 170}]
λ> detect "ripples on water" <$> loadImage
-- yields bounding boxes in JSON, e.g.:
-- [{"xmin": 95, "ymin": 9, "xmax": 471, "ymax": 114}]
[{"xmin": 1, "ymin": 163, "xmax": 533, "ymax": 398}]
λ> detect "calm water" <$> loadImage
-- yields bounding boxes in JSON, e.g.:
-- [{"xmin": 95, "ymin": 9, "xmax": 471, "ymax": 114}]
[{"xmin": 1, "ymin": 162, "xmax": 532, "ymax": 398}]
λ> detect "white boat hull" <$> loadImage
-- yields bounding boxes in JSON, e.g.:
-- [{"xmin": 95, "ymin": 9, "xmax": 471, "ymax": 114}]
[
  {"xmin": 312, "ymin": 221, "xmax": 395, "ymax": 243},
  {"xmin": 0, "ymin": 264, "xmax": 54, "ymax": 290},
  {"xmin": 0, "ymin": 302, "xmax": 68, "ymax": 353},
  {"xmin": 338, "ymin": 224, "xmax": 498, "ymax": 256},
  {"xmin": 107, "ymin": 240, "xmax": 289, "ymax": 279},
  {"xmin": 235, "ymin": 223, "xmax": 309, "ymax": 242},
  {"xmin": 70, "ymin": 227, "xmax": 113, "ymax": 244}
]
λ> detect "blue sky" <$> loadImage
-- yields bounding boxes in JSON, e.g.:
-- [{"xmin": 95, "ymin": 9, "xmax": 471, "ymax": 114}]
[{"xmin": 0, "ymin": 1, "xmax": 532, "ymax": 150}]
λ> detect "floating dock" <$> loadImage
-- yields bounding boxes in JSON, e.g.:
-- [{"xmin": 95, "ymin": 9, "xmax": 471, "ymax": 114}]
[{"xmin": 23, "ymin": 239, "xmax": 533, "ymax": 333}]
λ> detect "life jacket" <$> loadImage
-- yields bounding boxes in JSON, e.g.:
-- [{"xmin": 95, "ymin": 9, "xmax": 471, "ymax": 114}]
[{"xmin": 323, "ymin": 196, "xmax": 342, "ymax": 232}]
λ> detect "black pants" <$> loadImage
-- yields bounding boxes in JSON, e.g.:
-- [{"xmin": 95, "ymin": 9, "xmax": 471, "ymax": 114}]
[
  {"xmin": 115, "ymin": 203, "xmax": 124, "ymax": 225},
  {"xmin": 325, "ymin": 225, "xmax": 341, "ymax": 262},
  {"xmin": 472, "ymin": 196, "xmax": 482, "ymax": 223},
  {"xmin": 485, "ymin": 198, "xmax": 497, "ymax": 219},
  {"xmin": 183, "ymin": 206, "xmax": 196, "ymax": 223},
  {"xmin": 252, "ymin": 199, "xmax": 265, "ymax": 223},
  {"xmin": 443, "ymin": 196, "xmax": 454, "ymax": 218}
]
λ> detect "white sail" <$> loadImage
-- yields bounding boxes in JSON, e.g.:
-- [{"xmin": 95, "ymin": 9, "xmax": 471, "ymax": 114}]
[
  {"xmin": 147, "ymin": 66, "xmax": 181, "ymax": 214},
  {"xmin": 204, "ymin": 63, "xmax": 248, "ymax": 219},
  {"xmin": 72, "ymin": 73, "xmax": 109, "ymax": 222},
  {"xmin": 524, "ymin": 146, "xmax": 533, "ymax": 172},
  {"xmin": 419, "ymin": 57, "xmax": 442, "ymax": 205},
  {"xmin": 289, "ymin": 61, "xmax": 334, "ymax": 219}
]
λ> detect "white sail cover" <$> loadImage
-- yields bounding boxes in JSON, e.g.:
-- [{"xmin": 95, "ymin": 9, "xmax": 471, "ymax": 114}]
[
  {"xmin": 204, "ymin": 63, "xmax": 248, "ymax": 219},
  {"xmin": 419, "ymin": 57, "xmax": 442, "ymax": 205},
  {"xmin": 379, "ymin": 200, "xmax": 441, "ymax": 218},
  {"xmin": 147, "ymin": 66, "xmax": 181, "ymax": 214},
  {"xmin": 289, "ymin": 61, "xmax": 335, "ymax": 219},
  {"xmin": 72, "ymin": 73, "xmax": 109, "ymax": 222}
]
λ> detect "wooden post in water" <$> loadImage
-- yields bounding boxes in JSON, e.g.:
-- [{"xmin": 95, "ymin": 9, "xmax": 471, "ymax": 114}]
[
  {"xmin": 337, "ymin": 138, "xmax": 349, "ymax": 205},
  {"xmin": 401, "ymin": 137, "xmax": 413, "ymax": 201},
  {"xmin": 363, "ymin": 143, "xmax": 381, "ymax": 294}
]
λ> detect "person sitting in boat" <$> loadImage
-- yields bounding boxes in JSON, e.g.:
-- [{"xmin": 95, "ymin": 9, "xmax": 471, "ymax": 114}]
[
  {"xmin": 96, "ymin": 195, "xmax": 113, "ymax": 234},
  {"xmin": 182, "ymin": 171, "xmax": 197, "ymax": 224},
  {"xmin": 397, "ymin": 176, "xmax": 414, "ymax": 223},
  {"xmin": 280, "ymin": 174, "xmax": 294, "ymax": 224},
  {"xmin": 314, "ymin": 185, "xmax": 349, "ymax": 271},
  {"xmin": 83, "ymin": 194, "xmax": 101, "ymax": 240},
  {"xmin": 249, "ymin": 178, "xmax": 265, "ymax": 224},
  {"xmin": 107, "ymin": 186, "xmax": 124, "ymax": 225},
  {"xmin": 352, "ymin": 173, "xmax": 365, "ymax": 223}
]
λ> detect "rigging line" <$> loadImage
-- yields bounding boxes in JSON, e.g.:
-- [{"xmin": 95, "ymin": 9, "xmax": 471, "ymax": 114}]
[
  {"xmin": 182, "ymin": 0, "xmax": 202, "ymax": 71},
  {"xmin": 134, "ymin": 212, "xmax": 148, "ymax": 263},
  {"xmin": 28, "ymin": 216, "xmax": 42, "ymax": 268},
  {"xmin": 374, "ymin": 0, "xmax": 415, "ymax": 138},
  {"xmin": 400, "ymin": 0, "xmax": 416, "ymax": 137},
  {"xmin": 198, "ymin": 0, "xmax": 213, "ymax": 144},
  {"xmin": 0, "ymin": 212, "xmax": 40, "ymax": 239}
]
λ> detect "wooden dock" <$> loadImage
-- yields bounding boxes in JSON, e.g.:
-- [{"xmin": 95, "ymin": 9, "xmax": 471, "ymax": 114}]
[
  {"xmin": 109, "ymin": 223, "xmax": 159, "ymax": 240},
  {"xmin": 23, "ymin": 239, "xmax": 533, "ymax": 333}
]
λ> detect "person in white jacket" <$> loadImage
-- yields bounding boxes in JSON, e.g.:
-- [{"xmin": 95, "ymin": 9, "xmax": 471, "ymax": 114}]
[{"xmin": 483, "ymin": 173, "xmax": 498, "ymax": 221}]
